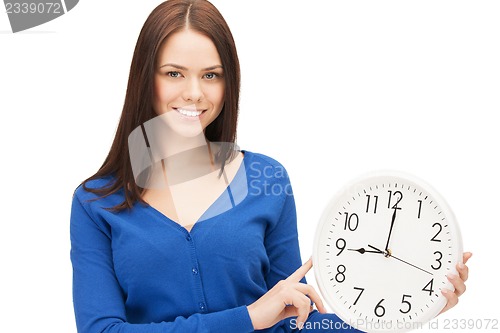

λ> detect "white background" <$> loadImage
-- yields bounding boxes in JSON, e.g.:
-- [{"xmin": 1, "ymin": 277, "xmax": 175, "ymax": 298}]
[{"xmin": 1, "ymin": 1, "xmax": 498, "ymax": 332}]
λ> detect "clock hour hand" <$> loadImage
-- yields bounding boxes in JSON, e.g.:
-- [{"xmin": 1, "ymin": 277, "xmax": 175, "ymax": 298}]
[
  {"xmin": 367, "ymin": 244, "xmax": 385, "ymax": 254},
  {"xmin": 368, "ymin": 244, "xmax": 433, "ymax": 275},
  {"xmin": 348, "ymin": 247, "xmax": 384, "ymax": 255}
]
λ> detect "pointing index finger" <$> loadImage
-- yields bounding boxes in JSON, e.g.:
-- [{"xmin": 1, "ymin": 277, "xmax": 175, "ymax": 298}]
[{"xmin": 286, "ymin": 257, "xmax": 313, "ymax": 282}]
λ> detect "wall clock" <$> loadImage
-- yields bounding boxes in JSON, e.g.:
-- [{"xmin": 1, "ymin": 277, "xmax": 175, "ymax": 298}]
[{"xmin": 312, "ymin": 171, "xmax": 463, "ymax": 332}]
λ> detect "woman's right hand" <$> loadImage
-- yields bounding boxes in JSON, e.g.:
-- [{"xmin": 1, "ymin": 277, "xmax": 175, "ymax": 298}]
[{"xmin": 247, "ymin": 258, "xmax": 327, "ymax": 330}]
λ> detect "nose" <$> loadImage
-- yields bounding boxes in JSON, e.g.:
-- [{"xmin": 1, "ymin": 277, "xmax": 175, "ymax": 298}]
[{"xmin": 182, "ymin": 77, "xmax": 203, "ymax": 103}]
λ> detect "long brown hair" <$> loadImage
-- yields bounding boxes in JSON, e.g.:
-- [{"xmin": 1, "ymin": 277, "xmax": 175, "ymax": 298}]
[{"xmin": 81, "ymin": 0, "xmax": 241, "ymax": 211}]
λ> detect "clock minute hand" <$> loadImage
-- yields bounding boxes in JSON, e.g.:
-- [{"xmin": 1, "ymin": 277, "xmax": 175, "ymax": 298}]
[
  {"xmin": 368, "ymin": 244, "xmax": 433, "ymax": 275},
  {"xmin": 384, "ymin": 208, "xmax": 398, "ymax": 255}
]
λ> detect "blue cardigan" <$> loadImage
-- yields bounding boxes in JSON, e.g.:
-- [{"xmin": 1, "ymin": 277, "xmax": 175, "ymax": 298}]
[{"xmin": 70, "ymin": 150, "xmax": 361, "ymax": 332}]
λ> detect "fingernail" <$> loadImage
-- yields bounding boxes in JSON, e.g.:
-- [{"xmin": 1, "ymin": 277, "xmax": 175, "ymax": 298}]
[
  {"xmin": 441, "ymin": 289, "xmax": 449, "ymax": 295},
  {"xmin": 447, "ymin": 274, "xmax": 457, "ymax": 280},
  {"xmin": 458, "ymin": 262, "xmax": 465, "ymax": 269}
]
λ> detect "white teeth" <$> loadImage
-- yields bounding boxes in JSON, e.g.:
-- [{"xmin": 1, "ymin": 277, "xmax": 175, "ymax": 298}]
[{"xmin": 176, "ymin": 108, "xmax": 202, "ymax": 117}]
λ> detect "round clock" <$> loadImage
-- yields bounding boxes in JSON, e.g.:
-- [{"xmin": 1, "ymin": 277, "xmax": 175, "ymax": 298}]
[{"xmin": 312, "ymin": 171, "xmax": 463, "ymax": 333}]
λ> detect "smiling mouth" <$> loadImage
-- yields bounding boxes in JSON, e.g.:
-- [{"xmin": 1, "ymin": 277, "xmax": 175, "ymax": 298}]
[{"xmin": 174, "ymin": 108, "xmax": 206, "ymax": 117}]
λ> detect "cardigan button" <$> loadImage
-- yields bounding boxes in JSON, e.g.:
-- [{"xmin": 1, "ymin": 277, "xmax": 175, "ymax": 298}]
[
  {"xmin": 199, "ymin": 302, "xmax": 206, "ymax": 311},
  {"xmin": 186, "ymin": 235, "xmax": 192, "ymax": 241},
  {"xmin": 192, "ymin": 268, "xmax": 198, "ymax": 275}
]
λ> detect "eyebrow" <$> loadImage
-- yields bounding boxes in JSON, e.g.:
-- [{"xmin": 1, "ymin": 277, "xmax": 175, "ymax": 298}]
[{"xmin": 159, "ymin": 63, "xmax": 223, "ymax": 71}]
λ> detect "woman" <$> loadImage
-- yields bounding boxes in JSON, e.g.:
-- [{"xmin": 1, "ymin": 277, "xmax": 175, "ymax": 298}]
[{"xmin": 70, "ymin": 0, "xmax": 471, "ymax": 332}]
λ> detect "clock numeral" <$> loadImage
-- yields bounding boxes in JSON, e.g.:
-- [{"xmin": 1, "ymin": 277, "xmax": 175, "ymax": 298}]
[
  {"xmin": 387, "ymin": 190, "xmax": 403, "ymax": 209},
  {"xmin": 431, "ymin": 251, "xmax": 443, "ymax": 270},
  {"xmin": 353, "ymin": 287, "xmax": 364, "ymax": 305},
  {"xmin": 374, "ymin": 299, "xmax": 386, "ymax": 317},
  {"xmin": 343, "ymin": 212, "xmax": 359, "ymax": 231},
  {"xmin": 431, "ymin": 223, "xmax": 442, "ymax": 242},
  {"xmin": 422, "ymin": 278, "xmax": 435, "ymax": 296},
  {"xmin": 336, "ymin": 238, "xmax": 346, "ymax": 256},
  {"xmin": 365, "ymin": 195, "xmax": 378, "ymax": 213},
  {"xmin": 399, "ymin": 294, "xmax": 412, "ymax": 314},
  {"xmin": 417, "ymin": 200, "xmax": 423, "ymax": 219},
  {"xmin": 335, "ymin": 264, "xmax": 346, "ymax": 283}
]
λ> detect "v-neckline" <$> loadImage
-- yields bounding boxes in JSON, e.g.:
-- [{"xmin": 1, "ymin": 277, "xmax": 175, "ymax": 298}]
[{"xmin": 143, "ymin": 150, "xmax": 247, "ymax": 234}]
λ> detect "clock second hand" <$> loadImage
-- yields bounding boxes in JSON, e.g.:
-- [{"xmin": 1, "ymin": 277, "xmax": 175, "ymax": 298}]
[{"xmin": 367, "ymin": 244, "xmax": 433, "ymax": 276}]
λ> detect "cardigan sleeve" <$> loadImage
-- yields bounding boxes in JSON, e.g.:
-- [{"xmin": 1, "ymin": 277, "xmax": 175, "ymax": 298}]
[
  {"xmin": 70, "ymin": 193, "xmax": 254, "ymax": 333},
  {"xmin": 263, "ymin": 169, "xmax": 364, "ymax": 333}
]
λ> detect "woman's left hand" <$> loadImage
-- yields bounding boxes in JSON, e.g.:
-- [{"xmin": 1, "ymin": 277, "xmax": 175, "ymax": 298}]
[{"xmin": 439, "ymin": 252, "xmax": 472, "ymax": 314}]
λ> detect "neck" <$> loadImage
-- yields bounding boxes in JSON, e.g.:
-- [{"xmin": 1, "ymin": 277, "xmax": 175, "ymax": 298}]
[{"xmin": 147, "ymin": 128, "xmax": 215, "ymax": 187}]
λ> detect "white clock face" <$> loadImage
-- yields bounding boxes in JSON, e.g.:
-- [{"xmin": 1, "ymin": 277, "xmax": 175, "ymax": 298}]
[{"xmin": 313, "ymin": 172, "xmax": 462, "ymax": 333}]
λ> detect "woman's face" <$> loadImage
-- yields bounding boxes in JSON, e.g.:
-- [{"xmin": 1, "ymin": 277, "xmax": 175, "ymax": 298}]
[{"xmin": 153, "ymin": 29, "xmax": 225, "ymax": 138}]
